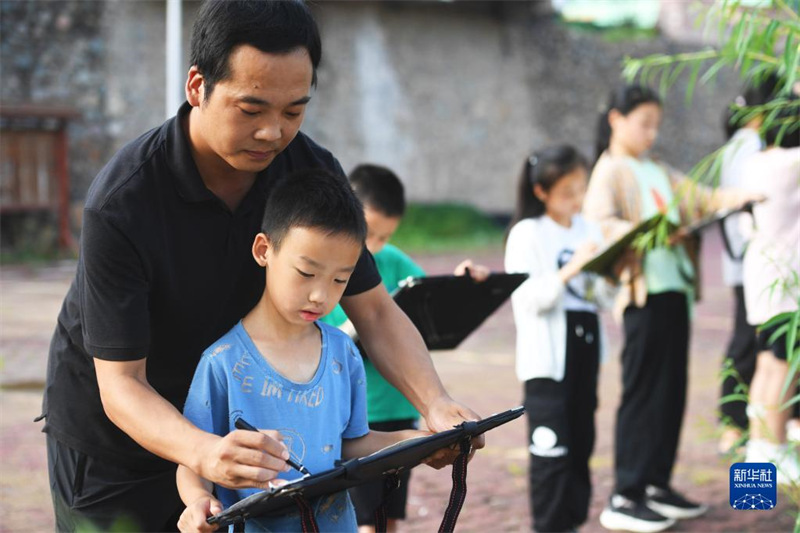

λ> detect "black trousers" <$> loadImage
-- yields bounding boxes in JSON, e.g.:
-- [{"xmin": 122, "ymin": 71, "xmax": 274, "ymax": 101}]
[
  {"xmin": 47, "ymin": 435, "xmax": 183, "ymax": 532},
  {"xmin": 719, "ymin": 285, "xmax": 757, "ymax": 430},
  {"xmin": 349, "ymin": 418, "xmax": 416, "ymax": 525},
  {"xmin": 524, "ymin": 311, "xmax": 599, "ymax": 533},
  {"xmin": 615, "ymin": 292, "xmax": 689, "ymax": 500}
]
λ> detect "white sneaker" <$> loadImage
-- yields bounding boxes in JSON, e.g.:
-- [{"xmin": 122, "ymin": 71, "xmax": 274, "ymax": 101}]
[
  {"xmin": 645, "ymin": 485, "xmax": 707, "ymax": 519},
  {"xmin": 746, "ymin": 439, "xmax": 800, "ymax": 485},
  {"xmin": 786, "ymin": 419, "xmax": 800, "ymax": 443},
  {"xmin": 599, "ymin": 494, "xmax": 675, "ymax": 532}
]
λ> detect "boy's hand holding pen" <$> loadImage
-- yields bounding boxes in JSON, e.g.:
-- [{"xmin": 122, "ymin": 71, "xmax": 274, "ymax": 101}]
[{"xmin": 234, "ymin": 417, "xmax": 312, "ymax": 476}]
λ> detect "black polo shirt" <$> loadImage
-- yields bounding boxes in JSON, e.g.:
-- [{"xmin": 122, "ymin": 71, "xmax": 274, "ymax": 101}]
[{"xmin": 42, "ymin": 102, "xmax": 381, "ymax": 471}]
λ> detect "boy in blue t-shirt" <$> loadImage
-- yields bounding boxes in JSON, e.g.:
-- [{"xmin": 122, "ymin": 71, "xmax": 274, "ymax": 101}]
[
  {"xmin": 321, "ymin": 164, "xmax": 488, "ymax": 533},
  {"xmin": 177, "ymin": 169, "xmax": 429, "ymax": 532}
]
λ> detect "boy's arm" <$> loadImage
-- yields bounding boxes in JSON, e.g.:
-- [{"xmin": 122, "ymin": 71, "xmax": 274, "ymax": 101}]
[
  {"xmin": 176, "ymin": 465, "xmax": 223, "ymax": 533},
  {"xmin": 94, "ymin": 359, "xmax": 289, "ymax": 489},
  {"xmin": 342, "ymin": 429, "xmax": 431, "ymax": 460},
  {"xmin": 340, "ymin": 285, "xmax": 484, "ymax": 466}
]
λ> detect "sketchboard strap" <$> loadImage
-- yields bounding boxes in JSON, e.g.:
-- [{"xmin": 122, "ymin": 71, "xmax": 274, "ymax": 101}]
[
  {"xmin": 438, "ymin": 434, "xmax": 473, "ymax": 532},
  {"xmin": 373, "ymin": 472, "xmax": 400, "ymax": 533},
  {"xmin": 292, "ymin": 493, "xmax": 320, "ymax": 533}
]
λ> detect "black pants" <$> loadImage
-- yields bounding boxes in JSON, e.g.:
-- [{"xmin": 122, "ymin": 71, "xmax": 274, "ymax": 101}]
[
  {"xmin": 524, "ymin": 311, "xmax": 599, "ymax": 532},
  {"xmin": 615, "ymin": 292, "xmax": 689, "ymax": 500},
  {"xmin": 47, "ymin": 435, "xmax": 183, "ymax": 532},
  {"xmin": 719, "ymin": 286, "xmax": 757, "ymax": 429},
  {"xmin": 349, "ymin": 419, "xmax": 416, "ymax": 525}
]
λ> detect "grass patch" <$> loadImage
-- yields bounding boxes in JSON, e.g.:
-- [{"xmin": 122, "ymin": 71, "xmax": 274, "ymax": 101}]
[
  {"xmin": 560, "ymin": 19, "xmax": 660, "ymax": 43},
  {"xmin": 0, "ymin": 248, "xmax": 76, "ymax": 265},
  {"xmin": 390, "ymin": 203, "xmax": 505, "ymax": 253}
]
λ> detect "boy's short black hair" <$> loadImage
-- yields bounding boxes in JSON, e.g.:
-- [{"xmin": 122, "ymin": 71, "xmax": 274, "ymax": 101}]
[
  {"xmin": 190, "ymin": 0, "xmax": 321, "ymax": 99},
  {"xmin": 348, "ymin": 164, "xmax": 406, "ymax": 218},
  {"xmin": 261, "ymin": 169, "xmax": 366, "ymax": 250}
]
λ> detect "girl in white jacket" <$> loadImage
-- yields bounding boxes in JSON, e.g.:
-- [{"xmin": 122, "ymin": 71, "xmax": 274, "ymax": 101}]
[{"xmin": 505, "ymin": 145, "xmax": 616, "ymax": 533}]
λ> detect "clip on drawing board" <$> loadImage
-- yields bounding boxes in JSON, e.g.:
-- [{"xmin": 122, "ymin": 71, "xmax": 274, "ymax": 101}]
[
  {"xmin": 581, "ymin": 201, "xmax": 759, "ymax": 277},
  {"xmin": 580, "ymin": 214, "xmax": 670, "ymax": 277},
  {"xmin": 370, "ymin": 272, "xmax": 528, "ymax": 351},
  {"xmin": 208, "ymin": 406, "xmax": 525, "ymax": 533},
  {"xmin": 684, "ymin": 201, "xmax": 756, "ymax": 260}
]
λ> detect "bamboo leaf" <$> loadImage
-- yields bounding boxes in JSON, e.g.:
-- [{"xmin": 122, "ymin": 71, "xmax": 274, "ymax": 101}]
[
  {"xmin": 700, "ymin": 58, "xmax": 730, "ymax": 85},
  {"xmin": 761, "ymin": 311, "xmax": 794, "ymax": 330},
  {"xmin": 686, "ymin": 61, "xmax": 702, "ymax": 105},
  {"xmin": 720, "ymin": 393, "xmax": 751, "ymax": 404}
]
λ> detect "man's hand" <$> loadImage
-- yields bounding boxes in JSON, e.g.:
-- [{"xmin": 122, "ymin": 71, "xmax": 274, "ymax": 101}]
[
  {"xmin": 197, "ymin": 429, "xmax": 290, "ymax": 490},
  {"xmin": 421, "ymin": 395, "xmax": 484, "ymax": 469},
  {"xmin": 177, "ymin": 496, "xmax": 223, "ymax": 533}
]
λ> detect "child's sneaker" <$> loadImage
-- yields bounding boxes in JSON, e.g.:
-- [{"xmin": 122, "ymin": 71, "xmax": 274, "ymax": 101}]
[
  {"xmin": 746, "ymin": 439, "xmax": 800, "ymax": 485},
  {"xmin": 786, "ymin": 419, "xmax": 800, "ymax": 443},
  {"xmin": 599, "ymin": 494, "xmax": 675, "ymax": 532},
  {"xmin": 645, "ymin": 485, "xmax": 707, "ymax": 519}
]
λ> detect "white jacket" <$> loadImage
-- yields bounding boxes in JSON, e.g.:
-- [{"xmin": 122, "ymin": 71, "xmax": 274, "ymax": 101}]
[{"xmin": 504, "ymin": 215, "xmax": 616, "ymax": 382}]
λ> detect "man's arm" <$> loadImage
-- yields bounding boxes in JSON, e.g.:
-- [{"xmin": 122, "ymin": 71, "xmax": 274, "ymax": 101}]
[
  {"xmin": 340, "ymin": 284, "xmax": 484, "ymax": 465},
  {"xmin": 94, "ymin": 358, "xmax": 289, "ymax": 489}
]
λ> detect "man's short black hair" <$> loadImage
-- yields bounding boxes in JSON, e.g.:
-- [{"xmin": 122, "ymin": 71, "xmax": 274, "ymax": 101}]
[
  {"xmin": 190, "ymin": 0, "xmax": 321, "ymax": 99},
  {"xmin": 261, "ymin": 169, "xmax": 366, "ymax": 250},
  {"xmin": 348, "ymin": 164, "xmax": 406, "ymax": 218}
]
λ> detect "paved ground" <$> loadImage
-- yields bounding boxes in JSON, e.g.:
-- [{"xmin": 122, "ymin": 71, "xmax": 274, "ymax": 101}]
[{"xmin": 1, "ymin": 232, "xmax": 797, "ymax": 532}]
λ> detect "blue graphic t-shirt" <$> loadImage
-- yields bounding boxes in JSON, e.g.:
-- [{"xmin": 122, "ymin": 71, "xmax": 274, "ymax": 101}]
[{"xmin": 183, "ymin": 321, "xmax": 369, "ymax": 529}]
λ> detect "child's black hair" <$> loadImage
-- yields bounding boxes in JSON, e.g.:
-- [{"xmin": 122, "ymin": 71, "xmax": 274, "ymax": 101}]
[
  {"xmin": 507, "ymin": 145, "xmax": 588, "ymax": 234},
  {"xmin": 595, "ymin": 84, "xmax": 661, "ymax": 163},
  {"xmin": 190, "ymin": 0, "xmax": 321, "ymax": 100},
  {"xmin": 348, "ymin": 164, "xmax": 406, "ymax": 218},
  {"xmin": 261, "ymin": 169, "xmax": 366, "ymax": 249},
  {"xmin": 764, "ymin": 95, "xmax": 800, "ymax": 148},
  {"xmin": 723, "ymin": 73, "xmax": 781, "ymax": 139}
]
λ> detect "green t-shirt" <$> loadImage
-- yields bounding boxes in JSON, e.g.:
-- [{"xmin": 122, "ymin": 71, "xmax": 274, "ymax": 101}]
[
  {"xmin": 627, "ymin": 157, "xmax": 694, "ymax": 295},
  {"xmin": 320, "ymin": 243, "xmax": 425, "ymax": 422}
]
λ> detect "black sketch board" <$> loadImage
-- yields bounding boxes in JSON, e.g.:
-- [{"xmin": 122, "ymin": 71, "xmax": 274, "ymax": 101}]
[
  {"xmin": 208, "ymin": 406, "xmax": 526, "ymax": 528},
  {"xmin": 684, "ymin": 201, "xmax": 755, "ymax": 235},
  {"xmin": 384, "ymin": 272, "xmax": 528, "ymax": 350}
]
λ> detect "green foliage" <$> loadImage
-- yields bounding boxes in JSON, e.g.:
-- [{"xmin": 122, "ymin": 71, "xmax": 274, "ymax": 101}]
[
  {"xmin": 390, "ymin": 203, "xmax": 504, "ymax": 253},
  {"xmin": 560, "ymin": 19, "xmax": 660, "ymax": 43},
  {"xmin": 623, "ymin": 0, "xmax": 800, "ymax": 107},
  {"xmin": 623, "ymin": 2, "xmax": 800, "ymax": 521}
]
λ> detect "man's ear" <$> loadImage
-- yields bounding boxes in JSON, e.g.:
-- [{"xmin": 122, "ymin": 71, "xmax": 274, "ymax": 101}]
[
  {"xmin": 186, "ymin": 66, "xmax": 205, "ymax": 107},
  {"xmin": 252, "ymin": 233, "xmax": 271, "ymax": 267}
]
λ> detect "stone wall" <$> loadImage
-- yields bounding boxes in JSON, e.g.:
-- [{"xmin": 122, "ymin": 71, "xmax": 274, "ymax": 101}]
[
  {"xmin": 307, "ymin": 1, "xmax": 740, "ymax": 213},
  {"xmin": 1, "ymin": 0, "xmax": 742, "ymax": 216},
  {"xmin": 1, "ymin": 0, "xmax": 111, "ymax": 199}
]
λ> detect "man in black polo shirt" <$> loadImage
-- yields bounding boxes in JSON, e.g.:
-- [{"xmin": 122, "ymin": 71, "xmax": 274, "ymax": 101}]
[{"xmin": 41, "ymin": 2, "xmax": 481, "ymax": 531}]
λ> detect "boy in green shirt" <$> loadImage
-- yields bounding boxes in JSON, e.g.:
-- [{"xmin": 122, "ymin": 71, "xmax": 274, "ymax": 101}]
[{"xmin": 321, "ymin": 164, "xmax": 487, "ymax": 533}]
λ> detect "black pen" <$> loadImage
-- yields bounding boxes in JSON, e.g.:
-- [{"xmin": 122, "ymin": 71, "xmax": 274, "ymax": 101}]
[{"xmin": 233, "ymin": 417, "xmax": 311, "ymax": 475}]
